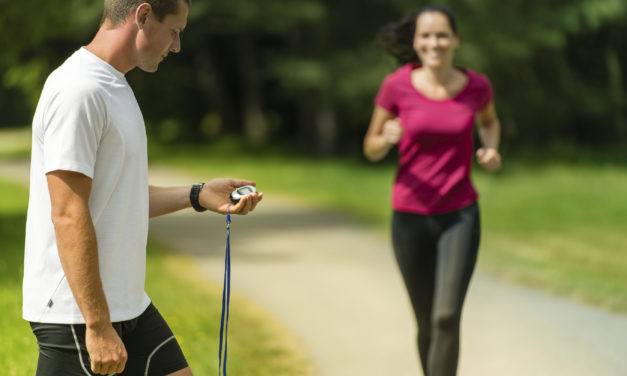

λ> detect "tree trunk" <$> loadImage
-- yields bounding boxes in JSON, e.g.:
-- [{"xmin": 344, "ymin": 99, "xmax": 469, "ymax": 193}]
[
  {"xmin": 237, "ymin": 35, "xmax": 269, "ymax": 146},
  {"xmin": 605, "ymin": 43, "xmax": 625, "ymax": 141},
  {"xmin": 314, "ymin": 101, "xmax": 337, "ymax": 156}
]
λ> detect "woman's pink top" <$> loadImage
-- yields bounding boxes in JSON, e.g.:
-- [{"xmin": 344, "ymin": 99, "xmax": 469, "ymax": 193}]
[{"xmin": 375, "ymin": 63, "xmax": 493, "ymax": 215}]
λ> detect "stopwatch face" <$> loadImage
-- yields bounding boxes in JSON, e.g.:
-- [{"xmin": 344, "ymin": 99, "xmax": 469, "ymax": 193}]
[
  {"xmin": 230, "ymin": 185, "xmax": 258, "ymax": 203},
  {"xmin": 237, "ymin": 186, "xmax": 255, "ymax": 195}
]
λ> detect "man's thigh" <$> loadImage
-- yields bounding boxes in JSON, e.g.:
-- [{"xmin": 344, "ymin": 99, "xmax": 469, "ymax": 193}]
[
  {"xmin": 120, "ymin": 303, "xmax": 189, "ymax": 375},
  {"xmin": 167, "ymin": 367, "xmax": 194, "ymax": 376},
  {"xmin": 30, "ymin": 303, "xmax": 189, "ymax": 376}
]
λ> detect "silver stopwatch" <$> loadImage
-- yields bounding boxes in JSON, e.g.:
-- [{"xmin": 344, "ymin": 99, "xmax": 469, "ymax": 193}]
[{"xmin": 229, "ymin": 185, "xmax": 258, "ymax": 203}]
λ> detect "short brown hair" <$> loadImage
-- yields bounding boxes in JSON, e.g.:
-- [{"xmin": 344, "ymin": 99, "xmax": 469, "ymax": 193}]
[{"xmin": 103, "ymin": 0, "xmax": 191, "ymax": 25}]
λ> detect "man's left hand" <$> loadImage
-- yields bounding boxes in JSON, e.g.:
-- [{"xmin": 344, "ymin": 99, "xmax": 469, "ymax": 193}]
[{"xmin": 199, "ymin": 178, "xmax": 263, "ymax": 214}]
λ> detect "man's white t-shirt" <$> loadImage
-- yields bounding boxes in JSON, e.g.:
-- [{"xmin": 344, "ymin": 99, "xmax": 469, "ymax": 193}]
[{"xmin": 23, "ymin": 48, "xmax": 151, "ymax": 324}]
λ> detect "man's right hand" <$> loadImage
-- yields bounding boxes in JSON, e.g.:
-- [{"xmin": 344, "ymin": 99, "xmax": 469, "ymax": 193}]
[{"xmin": 85, "ymin": 324, "xmax": 128, "ymax": 375}]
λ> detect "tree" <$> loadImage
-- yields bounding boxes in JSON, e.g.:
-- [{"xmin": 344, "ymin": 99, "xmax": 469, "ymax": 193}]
[{"xmin": 1, "ymin": 0, "xmax": 626, "ymax": 151}]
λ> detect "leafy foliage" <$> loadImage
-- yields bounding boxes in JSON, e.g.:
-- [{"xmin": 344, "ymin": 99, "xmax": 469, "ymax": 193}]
[{"xmin": 0, "ymin": 0, "xmax": 625, "ymax": 151}]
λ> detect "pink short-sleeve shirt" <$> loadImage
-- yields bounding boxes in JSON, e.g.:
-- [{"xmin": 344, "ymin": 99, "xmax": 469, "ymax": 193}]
[{"xmin": 375, "ymin": 63, "xmax": 493, "ymax": 215}]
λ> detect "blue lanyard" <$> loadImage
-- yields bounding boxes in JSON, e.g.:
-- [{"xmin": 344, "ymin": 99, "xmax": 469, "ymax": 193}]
[{"xmin": 218, "ymin": 208, "xmax": 231, "ymax": 376}]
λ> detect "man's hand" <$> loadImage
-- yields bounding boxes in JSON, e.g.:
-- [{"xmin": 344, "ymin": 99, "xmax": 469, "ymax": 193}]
[
  {"xmin": 200, "ymin": 178, "xmax": 263, "ymax": 215},
  {"xmin": 85, "ymin": 324, "xmax": 127, "ymax": 375}
]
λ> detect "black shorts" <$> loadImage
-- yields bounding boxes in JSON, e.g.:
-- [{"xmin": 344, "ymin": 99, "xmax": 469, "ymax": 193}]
[{"xmin": 30, "ymin": 303, "xmax": 189, "ymax": 376}]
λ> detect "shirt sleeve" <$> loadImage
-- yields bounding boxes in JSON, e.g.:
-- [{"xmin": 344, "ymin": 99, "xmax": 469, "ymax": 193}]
[
  {"xmin": 42, "ymin": 83, "xmax": 108, "ymax": 179},
  {"xmin": 374, "ymin": 75, "xmax": 399, "ymax": 114}
]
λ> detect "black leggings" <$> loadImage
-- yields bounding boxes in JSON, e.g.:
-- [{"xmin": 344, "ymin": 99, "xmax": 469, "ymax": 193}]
[{"xmin": 392, "ymin": 203, "xmax": 480, "ymax": 376}]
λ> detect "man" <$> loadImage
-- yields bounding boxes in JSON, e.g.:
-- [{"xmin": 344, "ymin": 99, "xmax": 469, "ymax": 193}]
[{"xmin": 23, "ymin": 0, "xmax": 263, "ymax": 374}]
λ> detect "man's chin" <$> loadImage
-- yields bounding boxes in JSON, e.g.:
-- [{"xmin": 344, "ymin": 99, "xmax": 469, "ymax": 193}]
[{"xmin": 137, "ymin": 63, "xmax": 159, "ymax": 73}]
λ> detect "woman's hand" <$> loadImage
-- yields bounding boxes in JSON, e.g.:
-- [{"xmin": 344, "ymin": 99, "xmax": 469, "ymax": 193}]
[
  {"xmin": 382, "ymin": 118, "xmax": 403, "ymax": 145},
  {"xmin": 476, "ymin": 147, "xmax": 501, "ymax": 172},
  {"xmin": 363, "ymin": 107, "xmax": 402, "ymax": 162}
]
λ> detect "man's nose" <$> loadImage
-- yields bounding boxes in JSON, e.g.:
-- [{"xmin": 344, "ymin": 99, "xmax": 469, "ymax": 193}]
[{"xmin": 170, "ymin": 35, "xmax": 181, "ymax": 53}]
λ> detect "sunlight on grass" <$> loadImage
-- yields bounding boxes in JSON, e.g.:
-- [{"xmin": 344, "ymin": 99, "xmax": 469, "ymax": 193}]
[
  {"xmin": 0, "ymin": 177, "xmax": 313, "ymax": 375},
  {"xmin": 0, "ymin": 127, "xmax": 31, "ymax": 158},
  {"xmin": 0, "ymin": 178, "xmax": 38, "ymax": 376},
  {"xmin": 146, "ymin": 241, "xmax": 313, "ymax": 376},
  {"xmin": 475, "ymin": 165, "xmax": 627, "ymax": 312}
]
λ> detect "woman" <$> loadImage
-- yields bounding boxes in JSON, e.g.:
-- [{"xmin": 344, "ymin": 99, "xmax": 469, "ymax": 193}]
[{"xmin": 363, "ymin": 5, "xmax": 501, "ymax": 376}]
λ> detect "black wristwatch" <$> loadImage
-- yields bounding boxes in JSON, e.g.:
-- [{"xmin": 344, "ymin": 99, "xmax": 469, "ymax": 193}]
[{"xmin": 190, "ymin": 183, "xmax": 207, "ymax": 212}]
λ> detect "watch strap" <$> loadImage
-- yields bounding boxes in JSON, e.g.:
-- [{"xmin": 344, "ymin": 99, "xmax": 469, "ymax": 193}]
[{"xmin": 190, "ymin": 183, "xmax": 207, "ymax": 212}]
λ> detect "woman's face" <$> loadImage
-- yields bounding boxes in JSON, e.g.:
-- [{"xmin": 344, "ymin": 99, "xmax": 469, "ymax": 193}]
[{"xmin": 413, "ymin": 11, "xmax": 459, "ymax": 69}]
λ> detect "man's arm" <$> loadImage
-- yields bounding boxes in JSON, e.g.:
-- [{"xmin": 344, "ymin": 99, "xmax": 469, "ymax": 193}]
[
  {"xmin": 47, "ymin": 170, "xmax": 127, "ymax": 375},
  {"xmin": 149, "ymin": 178, "xmax": 263, "ymax": 218}
]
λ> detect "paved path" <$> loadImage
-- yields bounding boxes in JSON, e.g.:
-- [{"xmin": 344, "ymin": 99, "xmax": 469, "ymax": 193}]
[
  {"xmin": 147, "ymin": 167, "xmax": 627, "ymax": 376},
  {"xmin": 2, "ymin": 161, "xmax": 627, "ymax": 375}
]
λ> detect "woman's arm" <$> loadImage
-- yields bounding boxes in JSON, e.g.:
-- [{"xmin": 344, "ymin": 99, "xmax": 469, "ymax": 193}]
[
  {"xmin": 475, "ymin": 101, "xmax": 502, "ymax": 172},
  {"xmin": 363, "ymin": 106, "xmax": 402, "ymax": 162}
]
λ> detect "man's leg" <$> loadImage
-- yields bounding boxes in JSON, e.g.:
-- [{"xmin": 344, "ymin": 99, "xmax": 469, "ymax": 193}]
[
  {"xmin": 30, "ymin": 304, "xmax": 190, "ymax": 376},
  {"xmin": 167, "ymin": 367, "xmax": 193, "ymax": 375},
  {"xmin": 120, "ymin": 304, "xmax": 189, "ymax": 376},
  {"xmin": 30, "ymin": 322, "xmax": 97, "ymax": 376}
]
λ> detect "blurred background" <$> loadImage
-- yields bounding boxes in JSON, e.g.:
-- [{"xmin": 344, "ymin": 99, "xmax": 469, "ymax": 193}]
[
  {"xmin": 1, "ymin": 0, "xmax": 627, "ymax": 374},
  {"xmin": 1, "ymin": 0, "xmax": 626, "ymax": 154}
]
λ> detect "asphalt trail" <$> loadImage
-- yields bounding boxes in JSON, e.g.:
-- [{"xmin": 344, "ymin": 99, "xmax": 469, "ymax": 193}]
[
  {"xmin": 147, "ymin": 166, "xmax": 627, "ymax": 376},
  {"xmin": 2, "ymin": 161, "xmax": 626, "ymax": 375}
]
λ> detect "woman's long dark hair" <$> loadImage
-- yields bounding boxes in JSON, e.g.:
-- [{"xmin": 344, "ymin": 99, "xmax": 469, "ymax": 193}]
[{"xmin": 376, "ymin": 4, "xmax": 458, "ymax": 65}]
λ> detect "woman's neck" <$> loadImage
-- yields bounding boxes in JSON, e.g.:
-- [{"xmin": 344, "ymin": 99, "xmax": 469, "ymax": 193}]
[{"xmin": 418, "ymin": 64, "xmax": 456, "ymax": 85}]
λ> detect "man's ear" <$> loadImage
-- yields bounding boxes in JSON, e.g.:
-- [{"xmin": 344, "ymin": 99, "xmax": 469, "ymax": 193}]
[{"xmin": 134, "ymin": 3, "xmax": 152, "ymax": 29}]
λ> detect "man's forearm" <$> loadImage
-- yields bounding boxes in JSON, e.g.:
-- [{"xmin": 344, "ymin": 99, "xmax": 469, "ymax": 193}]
[
  {"xmin": 47, "ymin": 170, "xmax": 111, "ymax": 329},
  {"xmin": 148, "ymin": 185, "xmax": 192, "ymax": 218},
  {"xmin": 53, "ymin": 209, "xmax": 111, "ymax": 329}
]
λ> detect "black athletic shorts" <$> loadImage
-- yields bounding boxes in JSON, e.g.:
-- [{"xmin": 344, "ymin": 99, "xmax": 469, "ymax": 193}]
[{"xmin": 30, "ymin": 303, "xmax": 189, "ymax": 376}]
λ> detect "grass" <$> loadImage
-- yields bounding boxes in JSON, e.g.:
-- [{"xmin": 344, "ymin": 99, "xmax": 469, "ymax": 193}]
[
  {"xmin": 148, "ymin": 139, "xmax": 627, "ymax": 314},
  {"xmin": 146, "ymin": 240, "xmax": 313, "ymax": 376},
  {"xmin": 0, "ymin": 175, "xmax": 312, "ymax": 375},
  {"xmin": 2, "ymin": 125, "xmax": 627, "ymax": 318},
  {"xmin": 0, "ymin": 179, "xmax": 36, "ymax": 375},
  {"xmin": 475, "ymin": 164, "xmax": 627, "ymax": 312},
  {"xmin": 149, "ymin": 139, "xmax": 396, "ymax": 226},
  {"xmin": 0, "ymin": 127, "xmax": 31, "ymax": 159}
]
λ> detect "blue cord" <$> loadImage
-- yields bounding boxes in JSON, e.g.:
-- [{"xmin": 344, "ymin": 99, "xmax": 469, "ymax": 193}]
[{"xmin": 218, "ymin": 208, "xmax": 231, "ymax": 376}]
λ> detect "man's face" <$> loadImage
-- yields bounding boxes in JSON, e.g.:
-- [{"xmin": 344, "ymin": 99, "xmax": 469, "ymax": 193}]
[{"xmin": 136, "ymin": 0, "xmax": 189, "ymax": 72}]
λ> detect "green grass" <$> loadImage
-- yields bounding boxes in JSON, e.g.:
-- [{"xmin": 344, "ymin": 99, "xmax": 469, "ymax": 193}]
[
  {"xmin": 0, "ymin": 179, "xmax": 36, "ymax": 375},
  {"xmin": 149, "ymin": 140, "xmax": 396, "ymax": 227},
  {"xmin": 146, "ymin": 240, "xmax": 312, "ymax": 376},
  {"xmin": 0, "ymin": 127, "xmax": 31, "ymax": 159},
  {"xmin": 0, "ymin": 177, "xmax": 312, "ymax": 375},
  {"xmin": 149, "ymin": 141, "xmax": 627, "ymax": 314},
  {"xmin": 475, "ymin": 164, "xmax": 627, "ymax": 312}
]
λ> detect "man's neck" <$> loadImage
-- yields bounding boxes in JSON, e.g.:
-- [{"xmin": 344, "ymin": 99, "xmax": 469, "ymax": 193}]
[{"xmin": 85, "ymin": 20, "xmax": 137, "ymax": 74}]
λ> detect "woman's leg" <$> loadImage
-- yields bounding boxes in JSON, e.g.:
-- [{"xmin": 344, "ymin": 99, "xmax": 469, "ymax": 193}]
[
  {"xmin": 391, "ymin": 211, "xmax": 438, "ymax": 374},
  {"xmin": 427, "ymin": 204, "xmax": 480, "ymax": 376}
]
